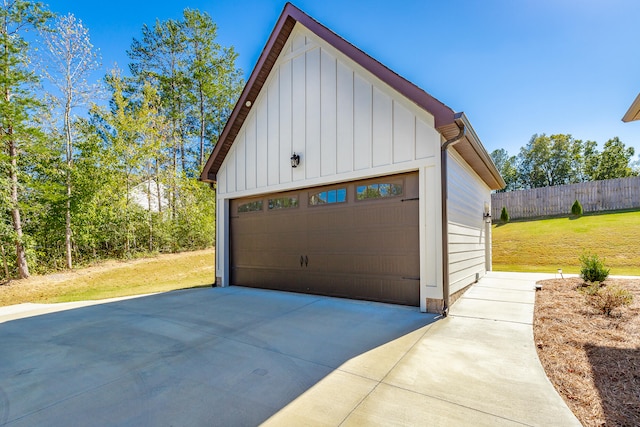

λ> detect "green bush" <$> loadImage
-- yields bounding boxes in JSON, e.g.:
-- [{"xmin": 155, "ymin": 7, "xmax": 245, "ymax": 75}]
[
  {"xmin": 579, "ymin": 281, "xmax": 602, "ymax": 296},
  {"xmin": 579, "ymin": 252, "xmax": 610, "ymax": 283},
  {"xmin": 581, "ymin": 284, "xmax": 634, "ymax": 316},
  {"xmin": 500, "ymin": 206, "xmax": 509, "ymax": 223},
  {"xmin": 571, "ymin": 199, "xmax": 583, "ymax": 216}
]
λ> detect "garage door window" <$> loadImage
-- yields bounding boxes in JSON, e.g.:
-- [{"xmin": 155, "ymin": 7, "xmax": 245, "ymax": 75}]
[
  {"xmin": 309, "ymin": 188, "xmax": 346, "ymax": 206},
  {"xmin": 268, "ymin": 196, "xmax": 298, "ymax": 210},
  {"xmin": 356, "ymin": 182, "xmax": 403, "ymax": 200},
  {"xmin": 238, "ymin": 200, "xmax": 263, "ymax": 213}
]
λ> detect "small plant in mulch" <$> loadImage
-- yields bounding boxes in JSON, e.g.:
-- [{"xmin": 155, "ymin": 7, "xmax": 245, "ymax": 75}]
[
  {"xmin": 579, "ymin": 282, "xmax": 634, "ymax": 316},
  {"xmin": 577, "ymin": 253, "xmax": 632, "ymax": 316},
  {"xmin": 579, "ymin": 252, "xmax": 610, "ymax": 283}
]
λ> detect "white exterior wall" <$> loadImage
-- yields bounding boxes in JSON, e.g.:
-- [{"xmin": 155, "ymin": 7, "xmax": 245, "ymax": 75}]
[
  {"xmin": 215, "ymin": 24, "xmax": 446, "ymax": 311},
  {"xmin": 446, "ymin": 150, "xmax": 492, "ymax": 295}
]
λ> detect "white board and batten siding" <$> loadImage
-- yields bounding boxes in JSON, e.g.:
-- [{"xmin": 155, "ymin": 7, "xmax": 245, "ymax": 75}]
[
  {"xmin": 214, "ymin": 23, "xmax": 448, "ymax": 309},
  {"xmin": 216, "ymin": 24, "xmax": 441, "ymax": 198},
  {"xmin": 446, "ymin": 150, "xmax": 492, "ymax": 294}
]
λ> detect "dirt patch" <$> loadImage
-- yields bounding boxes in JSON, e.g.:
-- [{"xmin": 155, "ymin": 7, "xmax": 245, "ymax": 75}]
[{"xmin": 534, "ymin": 277, "xmax": 640, "ymax": 426}]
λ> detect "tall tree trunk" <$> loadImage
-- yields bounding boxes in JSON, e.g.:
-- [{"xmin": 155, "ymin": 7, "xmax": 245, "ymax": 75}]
[
  {"xmin": 125, "ymin": 172, "xmax": 131, "ymax": 254},
  {"xmin": 199, "ymin": 83, "xmax": 205, "ymax": 168},
  {"xmin": 147, "ymin": 170, "xmax": 153, "ymax": 252},
  {"xmin": 3, "ymin": 27, "xmax": 28, "ymax": 279},
  {"xmin": 65, "ymin": 194, "xmax": 72, "ymax": 267},
  {"xmin": 179, "ymin": 123, "xmax": 186, "ymax": 174},
  {"xmin": 172, "ymin": 129, "xmax": 178, "ymax": 220},
  {"xmin": 8, "ymin": 130, "xmax": 29, "ymax": 279},
  {"xmin": 64, "ymin": 97, "xmax": 73, "ymax": 269},
  {"xmin": 1, "ymin": 244, "xmax": 9, "ymax": 279},
  {"xmin": 155, "ymin": 158, "xmax": 162, "ymax": 215}
]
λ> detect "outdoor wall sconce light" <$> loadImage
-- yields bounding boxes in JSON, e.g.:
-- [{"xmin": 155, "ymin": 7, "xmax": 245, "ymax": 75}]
[
  {"xmin": 290, "ymin": 153, "xmax": 300, "ymax": 168},
  {"xmin": 483, "ymin": 202, "xmax": 491, "ymax": 223}
]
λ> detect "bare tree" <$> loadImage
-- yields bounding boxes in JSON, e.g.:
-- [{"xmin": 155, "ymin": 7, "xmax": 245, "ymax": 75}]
[{"xmin": 40, "ymin": 13, "xmax": 101, "ymax": 269}]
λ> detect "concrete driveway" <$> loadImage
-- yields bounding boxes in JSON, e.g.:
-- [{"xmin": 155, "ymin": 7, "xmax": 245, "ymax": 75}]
[
  {"xmin": 1, "ymin": 273, "xmax": 581, "ymax": 426},
  {"xmin": 0, "ymin": 287, "xmax": 435, "ymax": 426}
]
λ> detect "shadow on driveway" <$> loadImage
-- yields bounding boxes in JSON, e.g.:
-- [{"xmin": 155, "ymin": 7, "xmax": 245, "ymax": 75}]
[{"xmin": 0, "ymin": 286, "xmax": 436, "ymax": 426}]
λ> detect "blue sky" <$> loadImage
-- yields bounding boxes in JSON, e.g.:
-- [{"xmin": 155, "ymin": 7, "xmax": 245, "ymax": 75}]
[{"xmin": 42, "ymin": 0, "xmax": 640, "ymax": 159}]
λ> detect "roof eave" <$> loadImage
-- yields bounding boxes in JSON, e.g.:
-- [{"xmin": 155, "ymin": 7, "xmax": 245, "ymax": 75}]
[
  {"xmin": 199, "ymin": 6, "xmax": 299, "ymax": 183},
  {"xmin": 622, "ymin": 92, "xmax": 640, "ymax": 123},
  {"xmin": 437, "ymin": 112, "xmax": 506, "ymax": 191}
]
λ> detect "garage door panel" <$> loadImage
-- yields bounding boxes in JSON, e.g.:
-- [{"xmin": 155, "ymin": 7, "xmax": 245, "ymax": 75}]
[
  {"xmin": 233, "ymin": 267, "xmax": 305, "ymax": 292},
  {"xmin": 351, "ymin": 276, "xmax": 419, "ymax": 306},
  {"xmin": 230, "ymin": 172, "xmax": 419, "ymax": 306},
  {"xmin": 303, "ymin": 272, "xmax": 417, "ymax": 306}
]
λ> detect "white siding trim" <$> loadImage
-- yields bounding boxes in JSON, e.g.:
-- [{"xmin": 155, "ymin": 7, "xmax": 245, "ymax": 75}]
[
  {"xmin": 216, "ymin": 197, "xmax": 230, "ymax": 286},
  {"xmin": 216, "ymin": 158, "xmax": 432, "ymax": 200},
  {"xmin": 420, "ymin": 162, "xmax": 443, "ymax": 311},
  {"xmin": 446, "ymin": 149, "xmax": 492, "ymax": 295}
]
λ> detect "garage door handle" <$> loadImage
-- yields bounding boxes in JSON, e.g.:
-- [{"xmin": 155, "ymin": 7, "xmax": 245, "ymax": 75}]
[
  {"xmin": 305, "ymin": 255, "xmax": 308, "ymax": 267},
  {"xmin": 300, "ymin": 256, "xmax": 304, "ymax": 267}
]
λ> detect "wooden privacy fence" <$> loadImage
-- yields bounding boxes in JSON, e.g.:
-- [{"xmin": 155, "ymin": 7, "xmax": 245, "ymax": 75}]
[{"xmin": 491, "ymin": 176, "xmax": 640, "ymax": 220}]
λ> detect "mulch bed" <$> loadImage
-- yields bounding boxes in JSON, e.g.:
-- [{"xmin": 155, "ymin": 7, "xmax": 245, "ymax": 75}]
[{"xmin": 534, "ymin": 277, "xmax": 640, "ymax": 426}]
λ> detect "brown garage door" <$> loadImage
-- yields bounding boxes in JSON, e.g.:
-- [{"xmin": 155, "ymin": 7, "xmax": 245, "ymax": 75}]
[{"xmin": 230, "ymin": 172, "xmax": 419, "ymax": 306}]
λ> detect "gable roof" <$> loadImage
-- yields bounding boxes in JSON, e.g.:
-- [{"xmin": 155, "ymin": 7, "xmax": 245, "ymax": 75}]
[{"xmin": 200, "ymin": 2, "xmax": 505, "ymax": 190}]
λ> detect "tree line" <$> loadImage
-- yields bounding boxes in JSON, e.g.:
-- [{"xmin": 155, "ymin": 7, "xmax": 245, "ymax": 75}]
[
  {"xmin": 1, "ymin": 1, "xmax": 243, "ymax": 279},
  {"xmin": 491, "ymin": 134, "xmax": 638, "ymax": 192}
]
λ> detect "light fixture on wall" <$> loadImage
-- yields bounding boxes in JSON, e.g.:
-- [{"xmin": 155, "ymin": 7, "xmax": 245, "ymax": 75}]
[
  {"xmin": 290, "ymin": 153, "xmax": 300, "ymax": 168},
  {"xmin": 483, "ymin": 202, "xmax": 491, "ymax": 223}
]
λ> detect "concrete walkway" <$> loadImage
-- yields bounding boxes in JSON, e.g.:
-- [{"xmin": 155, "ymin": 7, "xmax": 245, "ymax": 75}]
[
  {"xmin": 263, "ymin": 271, "xmax": 581, "ymax": 426},
  {"xmin": 0, "ymin": 272, "xmax": 581, "ymax": 426}
]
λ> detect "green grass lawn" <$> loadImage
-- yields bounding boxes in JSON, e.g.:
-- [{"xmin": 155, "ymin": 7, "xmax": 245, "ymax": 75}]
[
  {"xmin": 0, "ymin": 249, "xmax": 215, "ymax": 307},
  {"xmin": 492, "ymin": 210, "xmax": 640, "ymax": 275}
]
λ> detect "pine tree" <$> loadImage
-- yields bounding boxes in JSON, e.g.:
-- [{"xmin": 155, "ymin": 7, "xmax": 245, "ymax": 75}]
[{"xmin": 0, "ymin": 0, "xmax": 52, "ymax": 278}]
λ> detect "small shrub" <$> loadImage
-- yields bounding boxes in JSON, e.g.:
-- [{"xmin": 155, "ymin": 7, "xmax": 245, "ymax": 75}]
[
  {"xmin": 579, "ymin": 253, "xmax": 610, "ymax": 283},
  {"xmin": 500, "ymin": 206, "xmax": 509, "ymax": 223},
  {"xmin": 582, "ymin": 284, "xmax": 633, "ymax": 316},
  {"xmin": 579, "ymin": 281, "xmax": 601, "ymax": 296},
  {"xmin": 571, "ymin": 199, "xmax": 583, "ymax": 216}
]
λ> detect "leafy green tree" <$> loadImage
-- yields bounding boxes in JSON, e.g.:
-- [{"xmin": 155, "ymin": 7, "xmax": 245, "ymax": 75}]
[
  {"xmin": 581, "ymin": 140, "xmax": 599, "ymax": 182},
  {"xmin": 0, "ymin": 0, "xmax": 52, "ymax": 278},
  {"xmin": 517, "ymin": 134, "xmax": 584, "ymax": 189},
  {"xmin": 93, "ymin": 68, "xmax": 148, "ymax": 254},
  {"xmin": 490, "ymin": 148, "xmax": 518, "ymax": 191},
  {"xmin": 136, "ymin": 80, "xmax": 169, "ymax": 251},
  {"xmin": 64, "ymin": 118, "xmax": 106, "ymax": 262},
  {"xmin": 590, "ymin": 137, "xmax": 637, "ymax": 181},
  {"xmin": 128, "ymin": 16, "xmax": 189, "ymax": 216}
]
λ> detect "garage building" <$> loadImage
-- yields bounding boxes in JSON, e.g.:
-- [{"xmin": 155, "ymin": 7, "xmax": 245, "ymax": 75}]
[{"xmin": 200, "ymin": 3, "xmax": 505, "ymax": 313}]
